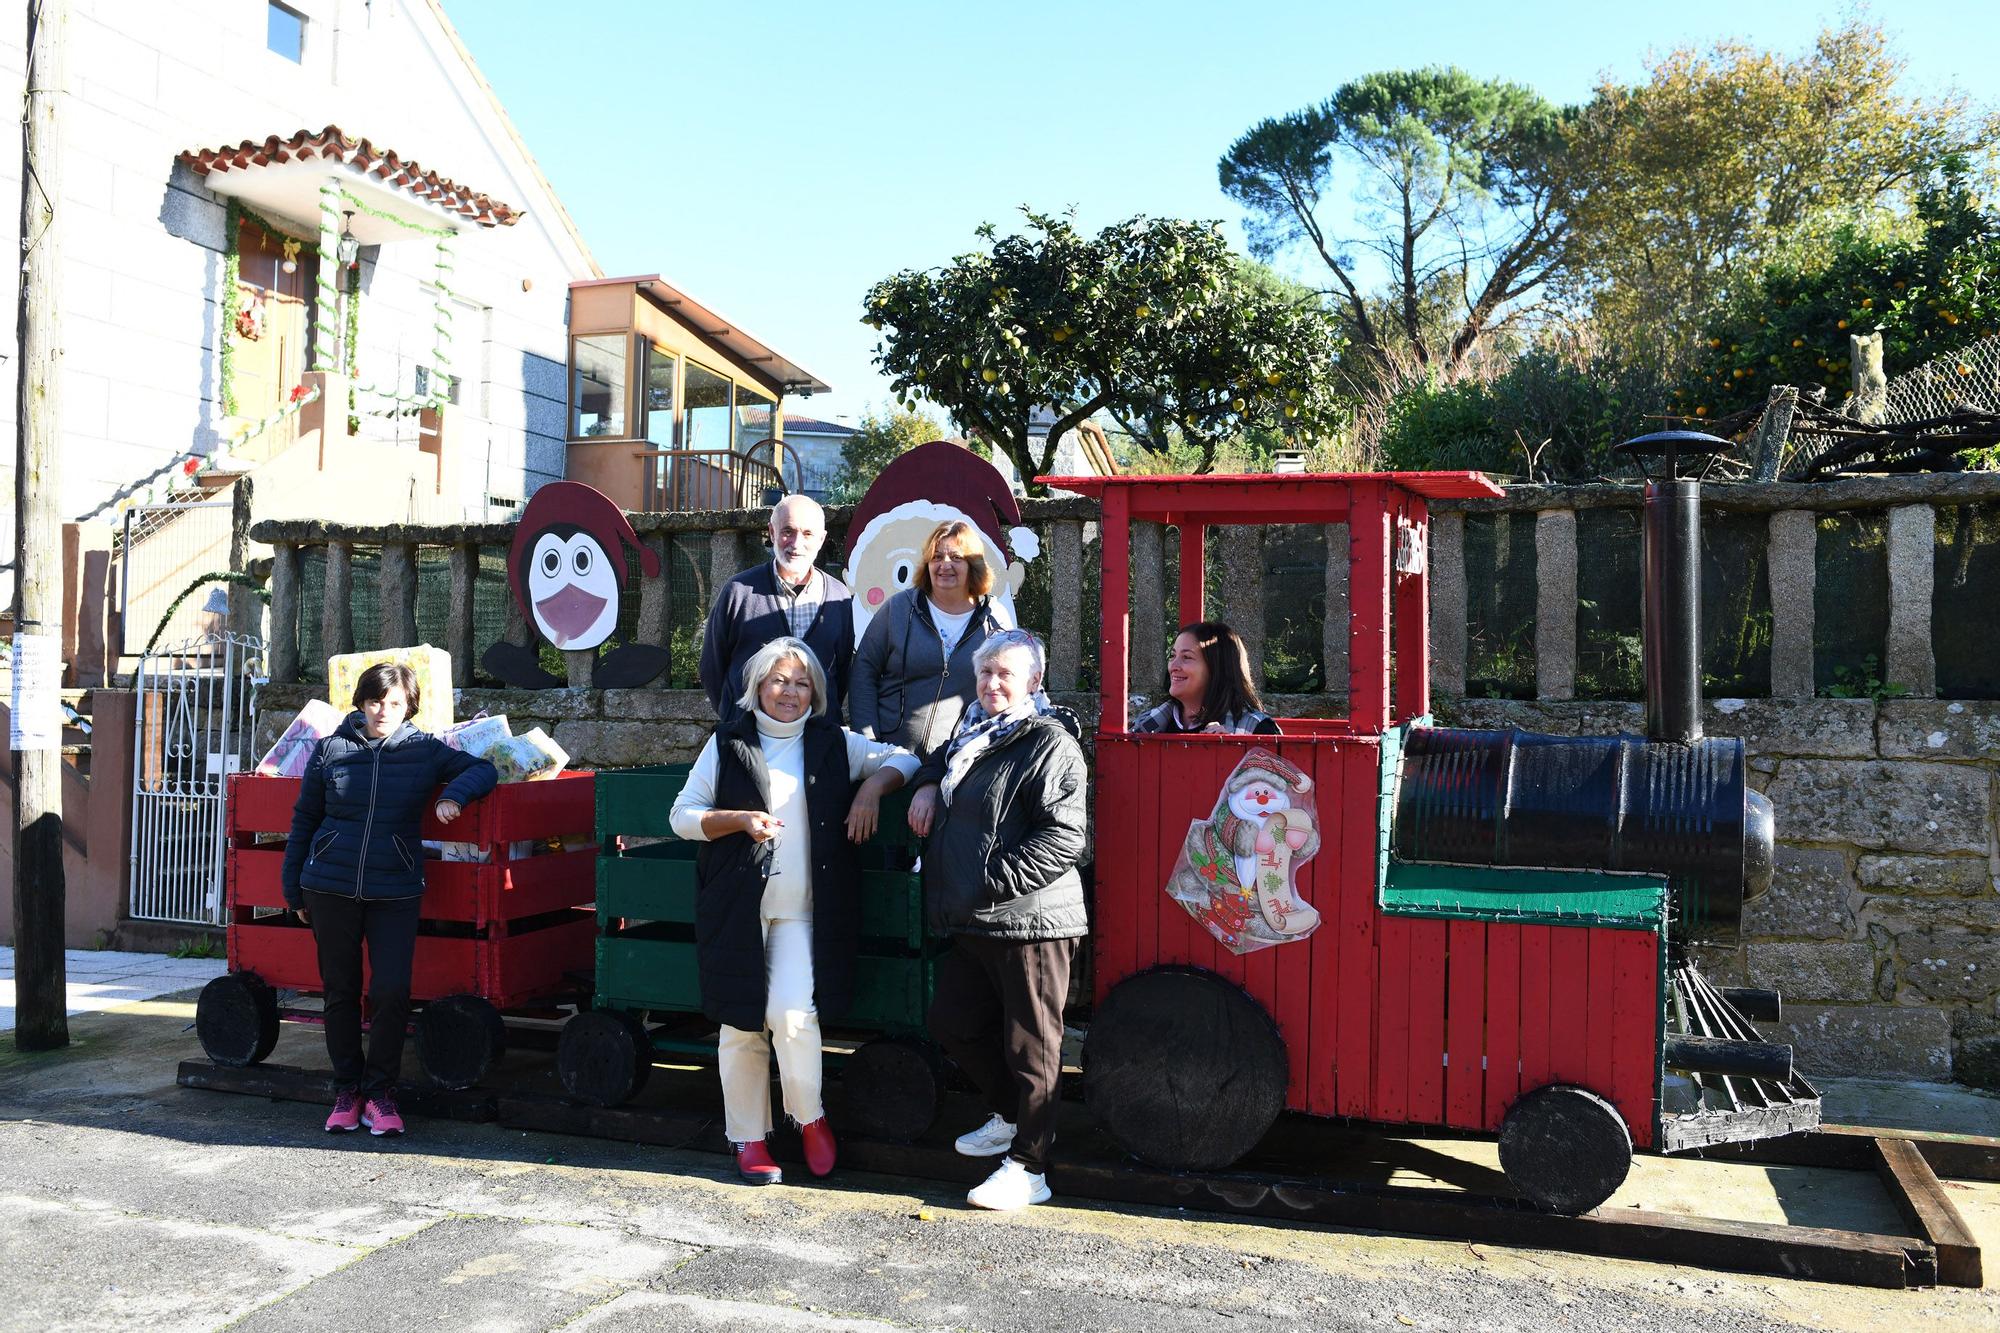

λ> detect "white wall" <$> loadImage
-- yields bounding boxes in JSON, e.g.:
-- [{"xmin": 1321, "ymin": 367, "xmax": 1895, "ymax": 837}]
[{"xmin": 0, "ymin": 0, "xmax": 591, "ymax": 566}]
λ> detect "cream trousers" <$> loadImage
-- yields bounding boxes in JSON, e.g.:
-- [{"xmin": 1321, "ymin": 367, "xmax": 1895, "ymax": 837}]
[{"xmin": 717, "ymin": 916, "xmax": 823, "ymax": 1142}]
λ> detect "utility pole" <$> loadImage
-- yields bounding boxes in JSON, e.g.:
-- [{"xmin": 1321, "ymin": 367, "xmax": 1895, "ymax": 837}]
[{"xmin": 13, "ymin": 0, "xmax": 68, "ymax": 1052}]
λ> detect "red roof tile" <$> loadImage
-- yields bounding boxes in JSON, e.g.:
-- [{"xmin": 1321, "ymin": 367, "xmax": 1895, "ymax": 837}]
[{"xmin": 177, "ymin": 126, "xmax": 519, "ymax": 228}]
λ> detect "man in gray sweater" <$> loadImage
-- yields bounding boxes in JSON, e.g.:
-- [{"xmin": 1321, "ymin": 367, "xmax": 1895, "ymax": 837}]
[{"xmin": 699, "ymin": 494, "xmax": 855, "ymax": 724}]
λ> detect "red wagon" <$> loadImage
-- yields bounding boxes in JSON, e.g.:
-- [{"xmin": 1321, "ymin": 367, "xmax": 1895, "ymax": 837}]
[
  {"xmin": 196, "ymin": 770, "xmax": 599, "ymax": 1088},
  {"xmin": 1057, "ymin": 463, "xmax": 1813, "ymax": 1214}
]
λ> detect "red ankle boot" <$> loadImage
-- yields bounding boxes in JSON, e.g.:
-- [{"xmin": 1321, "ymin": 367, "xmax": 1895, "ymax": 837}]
[
  {"xmin": 800, "ymin": 1117, "xmax": 837, "ymax": 1177},
  {"xmin": 734, "ymin": 1137, "xmax": 782, "ymax": 1185}
]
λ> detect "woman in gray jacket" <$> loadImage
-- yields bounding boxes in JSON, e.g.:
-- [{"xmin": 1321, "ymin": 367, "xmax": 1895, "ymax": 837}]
[
  {"xmin": 906, "ymin": 629, "xmax": 1088, "ymax": 1212},
  {"xmin": 849, "ymin": 520, "xmax": 1012, "ymax": 759}
]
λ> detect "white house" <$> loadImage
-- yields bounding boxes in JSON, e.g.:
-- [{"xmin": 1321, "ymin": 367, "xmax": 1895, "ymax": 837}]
[{"xmin": 0, "ymin": 0, "xmax": 600, "ymax": 579}]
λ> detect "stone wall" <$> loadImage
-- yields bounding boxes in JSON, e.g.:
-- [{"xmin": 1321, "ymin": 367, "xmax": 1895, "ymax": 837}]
[
  {"xmin": 1444, "ymin": 695, "xmax": 2000, "ymax": 1087},
  {"xmin": 260, "ymin": 682, "xmax": 2000, "ymax": 1090}
]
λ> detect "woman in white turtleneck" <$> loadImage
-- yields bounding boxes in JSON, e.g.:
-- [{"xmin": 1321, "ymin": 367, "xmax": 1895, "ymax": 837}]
[{"xmin": 670, "ymin": 636, "xmax": 917, "ymax": 1186}]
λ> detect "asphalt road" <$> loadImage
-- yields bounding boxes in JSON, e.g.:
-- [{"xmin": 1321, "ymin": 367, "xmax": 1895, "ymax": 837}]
[{"xmin": 2, "ymin": 995, "xmax": 1996, "ymax": 1332}]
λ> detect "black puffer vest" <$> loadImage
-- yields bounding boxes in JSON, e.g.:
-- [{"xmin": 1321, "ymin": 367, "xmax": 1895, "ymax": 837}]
[{"xmin": 694, "ymin": 711, "xmax": 864, "ymax": 1031}]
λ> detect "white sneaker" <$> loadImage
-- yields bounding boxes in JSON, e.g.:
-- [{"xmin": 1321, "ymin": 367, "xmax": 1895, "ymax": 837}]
[
  {"xmin": 967, "ymin": 1158, "xmax": 1051, "ymax": 1211},
  {"xmin": 953, "ymin": 1113, "xmax": 1017, "ymax": 1157}
]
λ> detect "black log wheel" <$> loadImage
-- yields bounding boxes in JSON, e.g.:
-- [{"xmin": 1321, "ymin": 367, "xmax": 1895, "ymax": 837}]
[
  {"xmin": 837, "ymin": 1036, "xmax": 943, "ymax": 1143},
  {"xmin": 195, "ymin": 972, "xmax": 280, "ymax": 1068},
  {"xmin": 557, "ymin": 1009, "xmax": 653, "ymax": 1107},
  {"xmin": 414, "ymin": 994, "xmax": 508, "ymax": 1089},
  {"xmin": 1499, "ymin": 1084, "xmax": 1633, "ymax": 1214},
  {"xmin": 1083, "ymin": 966, "xmax": 1289, "ymax": 1172}
]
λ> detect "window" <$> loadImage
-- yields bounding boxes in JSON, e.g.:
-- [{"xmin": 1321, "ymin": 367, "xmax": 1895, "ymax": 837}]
[
  {"xmin": 570, "ymin": 334, "xmax": 627, "ymax": 438},
  {"xmin": 642, "ymin": 342, "xmax": 678, "ymax": 446},
  {"xmin": 736, "ymin": 381, "xmax": 776, "ymax": 449},
  {"xmin": 414, "ymin": 366, "xmax": 461, "ymax": 406},
  {"xmin": 681, "ymin": 361, "xmax": 732, "ymax": 453},
  {"xmin": 267, "ymin": 2, "xmax": 306, "ymax": 62}
]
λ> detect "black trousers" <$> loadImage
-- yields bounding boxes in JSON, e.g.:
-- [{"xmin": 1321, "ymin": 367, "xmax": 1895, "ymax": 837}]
[
  {"xmin": 927, "ymin": 934, "xmax": 1077, "ymax": 1174},
  {"xmin": 307, "ymin": 890, "xmax": 422, "ymax": 1094}
]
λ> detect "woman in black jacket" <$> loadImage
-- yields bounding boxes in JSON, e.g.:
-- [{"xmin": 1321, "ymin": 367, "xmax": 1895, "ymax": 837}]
[
  {"xmin": 907, "ymin": 629, "xmax": 1088, "ymax": 1212},
  {"xmin": 281, "ymin": 663, "xmax": 497, "ymax": 1137}
]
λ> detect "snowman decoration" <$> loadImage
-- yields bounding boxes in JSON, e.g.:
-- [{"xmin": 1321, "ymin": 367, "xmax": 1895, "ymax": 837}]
[{"xmin": 1167, "ymin": 749, "xmax": 1322, "ymax": 954}]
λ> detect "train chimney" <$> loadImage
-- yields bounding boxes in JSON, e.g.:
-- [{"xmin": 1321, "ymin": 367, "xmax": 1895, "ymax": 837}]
[{"xmin": 1616, "ymin": 431, "xmax": 1731, "ymax": 744}]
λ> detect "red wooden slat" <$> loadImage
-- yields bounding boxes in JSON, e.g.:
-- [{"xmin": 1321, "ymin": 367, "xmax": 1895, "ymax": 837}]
[
  {"xmin": 1372, "ymin": 915, "xmax": 1410, "ymax": 1123},
  {"xmin": 232, "ymin": 922, "xmax": 321, "ymax": 990},
  {"xmin": 1347, "ymin": 484, "xmax": 1391, "ymax": 732},
  {"xmin": 1272, "ymin": 737, "xmax": 1321, "ymax": 1110},
  {"xmin": 1518, "ymin": 925, "xmax": 1553, "ymax": 1093},
  {"xmin": 1301, "ymin": 740, "xmax": 1344, "ymax": 1114},
  {"xmin": 1482, "ymin": 923, "xmax": 1523, "ymax": 1129},
  {"xmin": 1133, "ymin": 740, "xmax": 1165, "ymax": 973},
  {"xmin": 1091, "ymin": 740, "xmax": 1135, "ymax": 1003},
  {"xmin": 1335, "ymin": 740, "xmax": 1378, "ymax": 1118},
  {"xmin": 1406, "ymin": 918, "xmax": 1448, "ymax": 1126},
  {"xmin": 1609, "ymin": 929, "xmax": 1660, "ymax": 1150},
  {"xmin": 1151, "ymin": 740, "xmax": 1190, "ymax": 968},
  {"xmin": 1586, "ymin": 927, "xmax": 1620, "ymax": 1100},
  {"xmin": 1444, "ymin": 919, "xmax": 1486, "ymax": 1129},
  {"xmin": 1549, "ymin": 928, "xmax": 1591, "ymax": 1087}
]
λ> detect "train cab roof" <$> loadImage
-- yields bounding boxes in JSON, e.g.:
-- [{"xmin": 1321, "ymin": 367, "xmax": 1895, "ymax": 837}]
[{"xmin": 1039, "ymin": 471, "xmax": 1503, "ymax": 524}]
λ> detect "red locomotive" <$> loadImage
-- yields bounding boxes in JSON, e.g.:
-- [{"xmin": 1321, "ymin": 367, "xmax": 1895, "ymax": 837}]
[{"xmin": 1057, "ymin": 433, "xmax": 1812, "ymax": 1214}]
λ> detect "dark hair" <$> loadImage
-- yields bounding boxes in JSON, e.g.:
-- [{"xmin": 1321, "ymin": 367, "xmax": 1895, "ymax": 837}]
[
  {"xmin": 1177, "ymin": 621, "xmax": 1263, "ymax": 726},
  {"xmin": 351, "ymin": 662, "xmax": 421, "ymax": 718},
  {"xmin": 913, "ymin": 520, "xmax": 995, "ymax": 599}
]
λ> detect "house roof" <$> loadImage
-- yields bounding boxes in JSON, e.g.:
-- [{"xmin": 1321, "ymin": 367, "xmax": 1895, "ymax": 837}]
[
  {"xmin": 782, "ymin": 415, "xmax": 855, "ymax": 437},
  {"xmin": 576, "ymin": 274, "xmax": 832, "ymax": 399},
  {"xmin": 178, "ymin": 126, "xmax": 521, "ymax": 240}
]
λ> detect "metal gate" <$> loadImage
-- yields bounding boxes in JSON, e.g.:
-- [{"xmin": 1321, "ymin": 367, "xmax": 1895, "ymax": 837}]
[
  {"xmin": 130, "ymin": 631, "xmax": 265, "ymax": 925},
  {"xmin": 119, "ymin": 500, "xmax": 234, "ymax": 656}
]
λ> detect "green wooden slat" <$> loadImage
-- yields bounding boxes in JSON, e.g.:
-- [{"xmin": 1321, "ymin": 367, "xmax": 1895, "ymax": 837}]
[
  {"xmin": 596, "ymin": 843, "xmax": 700, "ymax": 923},
  {"xmin": 594, "ymin": 764, "xmax": 692, "ymax": 841},
  {"xmin": 1381, "ymin": 859, "xmax": 1667, "ymax": 929},
  {"xmin": 596, "ymin": 933, "xmax": 702, "ymax": 1013}
]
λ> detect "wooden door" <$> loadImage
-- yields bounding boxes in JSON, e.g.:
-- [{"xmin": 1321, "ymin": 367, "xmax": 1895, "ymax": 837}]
[{"xmin": 228, "ymin": 218, "xmax": 316, "ymax": 461}]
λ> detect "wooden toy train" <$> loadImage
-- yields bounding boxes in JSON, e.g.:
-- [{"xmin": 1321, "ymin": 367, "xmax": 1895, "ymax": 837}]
[
  {"xmin": 1064, "ymin": 432, "xmax": 1810, "ymax": 1214},
  {"xmin": 198, "ymin": 434, "xmax": 1814, "ymax": 1215}
]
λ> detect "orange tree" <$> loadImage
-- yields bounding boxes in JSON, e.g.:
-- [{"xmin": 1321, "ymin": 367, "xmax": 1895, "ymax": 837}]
[
  {"xmin": 863, "ymin": 211, "xmax": 1347, "ymax": 489},
  {"xmin": 1678, "ymin": 167, "xmax": 2000, "ymax": 419}
]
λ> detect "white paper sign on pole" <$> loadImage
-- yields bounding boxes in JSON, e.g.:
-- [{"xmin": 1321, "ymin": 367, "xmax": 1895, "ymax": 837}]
[{"xmin": 9, "ymin": 633, "xmax": 64, "ymax": 752}]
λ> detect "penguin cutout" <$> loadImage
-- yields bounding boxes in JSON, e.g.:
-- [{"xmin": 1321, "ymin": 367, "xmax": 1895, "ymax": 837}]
[{"xmin": 481, "ymin": 481, "xmax": 669, "ymax": 689}]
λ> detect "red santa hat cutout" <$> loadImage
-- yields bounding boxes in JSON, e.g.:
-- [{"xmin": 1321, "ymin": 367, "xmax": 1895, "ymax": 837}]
[
  {"xmin": 841, "ymin": 439, "xmax": 1039, "ymax": 638},
  {"xmin": 505, "ymin": 481, "xmax": 660, "ymax": 651}
]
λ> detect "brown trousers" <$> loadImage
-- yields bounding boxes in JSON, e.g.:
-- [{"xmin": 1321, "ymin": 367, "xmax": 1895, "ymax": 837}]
[{"xmin": 927, "ymin": 933, "xmax": 1078, "ymax": 1174}]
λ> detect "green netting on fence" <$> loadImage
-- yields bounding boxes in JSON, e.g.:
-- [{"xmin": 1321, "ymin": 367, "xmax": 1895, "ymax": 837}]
[
  {"xmin": 1575, "ymin": 508, "xmax": 1643, "ymax": 700},
  {"xmin": 1814, "ymin": 512, "xmax": 1890, "ymax": 695},
  {"xmin": 1464, "ymin": 512, "xmax": 1538, "ymax": 699},
  {"xmin": 1935, "ymin": 503, "xmax": 2000, "ymax": 699},
  {"xmin": 1699, "ymin": 511, "xmax": 1770, "ymax": 697},
  {"xmin": 1263, "ymin": 525, "xmax": 1328, "ymax": 693}
]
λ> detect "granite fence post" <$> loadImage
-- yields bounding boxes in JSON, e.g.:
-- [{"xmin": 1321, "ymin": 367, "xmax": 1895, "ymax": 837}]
[
  {"xmin": 1767, "ymin": 510, "xmax": 1817, "ymax": 697},
  {"xmin": 1886, "ymin": 504, "xmax": 1937, "ymax": 697},
  {"xmin": 1535, "ymin": 509, "xmax": 1577, "ymax": 700},
  {"xmin": 1430, "ymin": 512, "xmax": 1467, "ymax": 696}
]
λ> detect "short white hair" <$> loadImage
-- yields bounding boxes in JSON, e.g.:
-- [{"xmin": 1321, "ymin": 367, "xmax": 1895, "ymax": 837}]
[
  {"xmin": 768, "ymin": 493, "xmax": 825, "ymax": 534},
  {"xmin": 737, "ymin": 637, "xmax": 829, "ymax": 717},
  {"xmin": 973, "ymin": 628, "xmax": 1046, "ymax": 682}
]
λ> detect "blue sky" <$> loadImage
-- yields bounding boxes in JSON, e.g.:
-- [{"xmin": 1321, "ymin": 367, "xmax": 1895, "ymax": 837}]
[{"xmin": 447, "ymin": 1, "xmax": 1996, "ymax": 425}]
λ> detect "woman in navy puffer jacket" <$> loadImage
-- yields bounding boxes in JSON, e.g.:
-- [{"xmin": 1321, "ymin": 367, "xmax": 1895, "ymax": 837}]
[{"xmin": 281, "ymin": 662, "xmax": 497, "ymax": 1136}]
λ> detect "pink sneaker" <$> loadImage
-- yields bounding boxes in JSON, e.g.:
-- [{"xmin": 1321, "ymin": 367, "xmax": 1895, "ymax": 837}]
[
  {"xmin": 324, "ymin": 1089, "xmax": 362, "ymax": 1133},
  {"xmin": 361, "ymin": 1094, "xmax": 405, "ymax": 1136}
]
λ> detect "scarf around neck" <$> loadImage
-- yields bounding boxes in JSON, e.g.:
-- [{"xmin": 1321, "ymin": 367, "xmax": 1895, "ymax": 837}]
[{"xmin": 939, "ymin": 697, "xmax": 1038, "ymax": 807}]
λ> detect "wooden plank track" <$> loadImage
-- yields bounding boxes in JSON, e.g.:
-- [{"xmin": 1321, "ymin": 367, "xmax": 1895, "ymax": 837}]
[
  {"xmin": 179, "ymin": 1058, "xmax": 1948, "ymax": 1290},
  {"xmin": 1872, "ymin": 1136, "xmax": 1983, "ymax": 1288}
]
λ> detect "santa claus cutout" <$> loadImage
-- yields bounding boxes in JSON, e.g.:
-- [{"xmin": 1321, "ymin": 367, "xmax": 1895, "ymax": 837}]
[
  {"xmin": 1165, "ymin": 749, "xmax": 1322, "ymax": 954},
  {"xmin": 482, "ymin": 481, "xmax": 670, "ymax": 689},
  {"xmin": 841, "ymin": 439, "xmax": 1039, "ymax": 640}
]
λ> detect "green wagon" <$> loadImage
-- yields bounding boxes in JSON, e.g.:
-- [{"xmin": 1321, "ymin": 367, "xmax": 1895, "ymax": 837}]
[{"xmin": 555, "ymin": 764, "xmax": 948, "ymax": 1140}]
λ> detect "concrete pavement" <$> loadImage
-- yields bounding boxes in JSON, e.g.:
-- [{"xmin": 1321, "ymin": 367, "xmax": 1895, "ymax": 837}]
[
  {"xmin": 1, "ymin": 986, "xmax": 1997, "ymax": 1332},
  {"xmin": 0, "ymin": 946, "xmax": 226, "ymax": 1033}
]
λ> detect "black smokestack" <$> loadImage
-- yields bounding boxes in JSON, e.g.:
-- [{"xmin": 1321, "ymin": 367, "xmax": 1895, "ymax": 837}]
[{"xmin": 1618, "ymin": 432, "xmax": 1732, "ymax": 745}]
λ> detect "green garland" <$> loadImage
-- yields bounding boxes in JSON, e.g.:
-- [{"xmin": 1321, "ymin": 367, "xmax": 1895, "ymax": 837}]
[
  {"xmin": 338, "ymin": 187, "xmax": 453, "ymax": 237},
  {"xmin": 142, "ymin": 571, "xmax": 270, "ymax": 660},
  {"xmin": 346, "ymin": 263, "xmax": 362, "ymax": 433}
]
